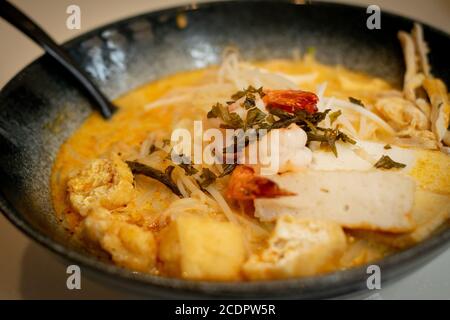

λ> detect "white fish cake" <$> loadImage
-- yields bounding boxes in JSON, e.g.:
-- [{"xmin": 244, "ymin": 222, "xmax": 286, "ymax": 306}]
[
  {"xmin": 255, "ymin": 170, "xmax": 416, "ymax": 232},
  {"xmin": 353, "ymin": 190, "xmax": 450, "ymax": 248}
]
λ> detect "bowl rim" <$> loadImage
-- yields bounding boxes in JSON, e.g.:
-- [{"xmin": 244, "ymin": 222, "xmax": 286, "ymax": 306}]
[{"xmin": 1, "ymin": 0, "xmax": 449, "ymax": 298}]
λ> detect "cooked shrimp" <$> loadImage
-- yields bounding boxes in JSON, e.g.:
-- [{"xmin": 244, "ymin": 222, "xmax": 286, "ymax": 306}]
[
  {"xmin": 263, "ymin": 89, "xmax": 318, "ymax": 114},
  {"xmin": 226, "ymin": 165, "xmax": 295, "ymax": 201},
  {"xmin": 240, "ymin": 123, "xmax": 313, "ymax": 173},
  {"xmin": 266, "ymin": 123, "xmax": 312, "ymax": 173}
]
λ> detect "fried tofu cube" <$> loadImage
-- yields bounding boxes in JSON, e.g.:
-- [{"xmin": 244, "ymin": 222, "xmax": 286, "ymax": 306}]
[
  {"xmin": 158, "ymin": 214, "xmax": 246, "ymax": 281},
  {"xmin": 243, "ymin": 215, "xmax": 346, "ymax": 280},
  {"xmin": 83, "ymin": 208, "xmax": 157, "ymax": 273}
]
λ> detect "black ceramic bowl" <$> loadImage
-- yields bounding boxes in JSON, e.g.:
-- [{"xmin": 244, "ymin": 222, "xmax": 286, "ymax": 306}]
[{"xmin": 1, "ymin": 0, "xmax": 449, "ymax": 299}]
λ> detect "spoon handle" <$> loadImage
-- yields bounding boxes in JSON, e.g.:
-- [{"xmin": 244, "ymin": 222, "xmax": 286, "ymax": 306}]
[{"xmin": 0, "ymin": 0, "xmax": 116, "ymax": 119}]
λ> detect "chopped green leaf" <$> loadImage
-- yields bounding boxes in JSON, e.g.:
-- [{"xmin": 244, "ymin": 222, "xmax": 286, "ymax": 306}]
[
  {"xmin": 220, "ymin": 163, "xmax": 237, "ymax": 177},
  {"xmin": 307, "ymin": 128, "xmax": 356, "ymax": 157},
  {"xmin": 199, "ymin": 168, "xmax": 217, "ymax": 188},
  {"xmin": 175, "ymin": 154, "xmax": 198, "ymax": 176},
  {"xmin": 207, "ymin": 103, "xmax": 224, "ymax": 118},
  {"xmin": 374, "ymin": 155, "xmax": 406, "ymax": 170},
  {"xmin": 179, "ymin": 163, "xmax": 198, "ymax": 175},
  {"xmin": 348, "ymin": 97, "xmax": 365, "ymax": 108},
  {"xmin": 231, "ymin": 86, "xmax": 265, "ymax": 101},
  {"xmin": 214, "ymin": 88, "xmax": 354, "ymax": 160},
  {"xmin": 231, "ymin": 90, "xmax": 246, "ymax": 101},
  {"xmin": 266, "ymin": 114, "xmax": 275, "ymax": 124},
  {"xmin": 242, "ymin": 93, "xmax": 256, "ymax": 109},
  {"xmin": 269, "ymin": 108, "xmax": 330, "ymax": 130},
  {"xmin": 329, "ymin": 110, "xmax": 342, "ymax": 125},
  {"xmin": 207, "ymin": 103, "xmax": 244, "ymax": 129},
  {"xmin": 126, "ymin": 161, "xmax": 181, "ymax": 197},
  {"xmin": 246, "ymin": 107, "xmax": 267, "ymax": 128}
]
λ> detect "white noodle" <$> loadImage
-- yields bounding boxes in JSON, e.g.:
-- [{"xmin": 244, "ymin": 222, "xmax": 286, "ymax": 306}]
[
  {"xmin": 205, "ymin": 185, "xmax": 239, "ymax": 225},
  {"xmin": 322, "ymin": 97, "xmax": 396, "ymax": 135}
]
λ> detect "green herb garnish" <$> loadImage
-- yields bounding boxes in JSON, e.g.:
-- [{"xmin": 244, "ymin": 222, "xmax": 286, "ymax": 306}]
[
  {"xmin": 208, "ymin": 88, "xmax": 356, "ymax": 161},
  {"xmin": 307, "ymin": 128, "xmax": 356, "ymax": 157},
  {"xmin": 126, "ymin": 161, "xmax": 181, "ymax": 197},
  {"xmin": 174, "ymin": 154, "xmax": 198, "ymax": 176},
  {"xmin": 384, "ymin": 144, "xmax": 392, "ymax": 150},
  {"xmin": 220, "ymin": 163, "xmax": 237, "ymax": 177},
  {"xmin": 231, "ymin": 86, "xmax": 265, "ymax": 101},
  {"xmin": 268, "ymin": 108, "xmax": 329, "ymax": 131},
  {"xmin": 374, "ymin": 155, "xmax": 406, "ymax": 170},
  {"xmin": 349, "ymin": 97, "xmax": 365, "ymax": 107},
  {"xmin": 246, "ymin": 107, "xmax": 267, "ymax": 128},
  {"xmin": 179, "ymin": 163, "xmax": 198, "ymax": 175},
  {"xmin": 329, "ymin": 110, "xmax": 342, "ymax": 125},
  {"xmin": 207, "ymin": 103, "xmax": 244, "ymax": 129},
  {"xmin": 266, "ymin": 108, "xmax": 354, "ymax": 157},
  {"xmin": 198, "ymin": 168, "xmax": 217, "ymax": 188},
  {"xmin": 242, "ymin": 93, "xmax": 256, "ymax": 109}
]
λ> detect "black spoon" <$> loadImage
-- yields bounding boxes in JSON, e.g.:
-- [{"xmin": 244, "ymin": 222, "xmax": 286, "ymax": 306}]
[{"xmin": 0, "ymin": 0, "xmax": 116, "ymax": 119}]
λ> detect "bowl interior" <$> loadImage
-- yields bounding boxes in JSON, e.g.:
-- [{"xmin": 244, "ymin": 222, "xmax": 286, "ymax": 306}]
[{"xmin": 0, "ymin": 1, "xmax": 449, "ymax": 298}]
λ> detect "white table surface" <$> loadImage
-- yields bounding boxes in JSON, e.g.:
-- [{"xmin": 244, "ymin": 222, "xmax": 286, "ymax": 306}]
[{"xmin": 0, "ymin": 0, "xmax": 449, "ymax": 299}]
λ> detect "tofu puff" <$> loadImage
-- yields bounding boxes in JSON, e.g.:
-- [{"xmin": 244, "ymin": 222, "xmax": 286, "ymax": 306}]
[
  {"xmin": 64, "ymin": 155, "xmax": 157, "ymax": 272},
  {"xmin": 158, "ymin": 214, "xmax": 247, "ymax": 280},
  {"xmin": 243, "ymin": 215, "xmax": 347, "ymax": 280}
]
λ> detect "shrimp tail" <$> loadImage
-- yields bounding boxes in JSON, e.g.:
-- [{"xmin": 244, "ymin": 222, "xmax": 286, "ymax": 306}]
[{"xmin": 226, "ymin": 165, "xmax": 296, "ymax": 200}]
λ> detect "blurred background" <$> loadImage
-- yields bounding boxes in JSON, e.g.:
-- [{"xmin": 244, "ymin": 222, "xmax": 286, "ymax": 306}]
[{"xmin": 0, "ymin": 0, "xmax": 449, "ymax": 299}]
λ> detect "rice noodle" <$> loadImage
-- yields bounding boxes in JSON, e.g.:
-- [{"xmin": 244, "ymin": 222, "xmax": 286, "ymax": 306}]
[
  {"xmin": 205, "ymin": 185, "xmax": 239, "ymax": 225},
  {"xmin": 139, "ymin": 136, "xmax": 152, "ymax": 158},
  {"xmin": 176, "ymin": 178, "xmax": 189, "ymax": 198},
  {"xmin": 316, "ymin": 82, "xmax": 328, "ymax": 106},
  {"xmin": 322, "ymin": 97, "xmax": 396, "ymax": 135}
]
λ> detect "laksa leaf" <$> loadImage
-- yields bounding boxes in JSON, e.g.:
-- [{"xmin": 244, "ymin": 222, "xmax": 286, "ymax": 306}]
[
  {"xmin": 231, "ymin": 86, "xmax": 265, "ymax": 101},
  {"xmin": 207, "ymin": 103, "xmax": 244, "ymax": 129},
  {"xmin": 199, "ymin": 168, "xmax": 217, "ymax": 188},
  {"xmin": 374, "ymin": 155, "xmax": 406, "ymax": 170},
  {"xmin": 307, "ymin": 127, "xmax": 356, "ymax": 157},
  {"xmin": 348, "ymin": 97, "xmax": 365, "ymax": 108},
  {"xmin": 329, "ymin": 110, "xmax": 342, "ymax": 125},
  {"xmin": 220, "ymin": 163, "xmax": 237, "ymax": 177},
  {"xmin": 246, "ymin": 107, "xmax": 267, "ymax": 128},
  {"xmin": 174, "ymin": 154, "xmax": 198, "ymax": 176},
  {"xmin": 242, "ymin": 93, "xmax": 256, "ymax": 109},
  {"xmin": 126, "ymin": 161, "xmax": 182, "ymax": 197}
]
